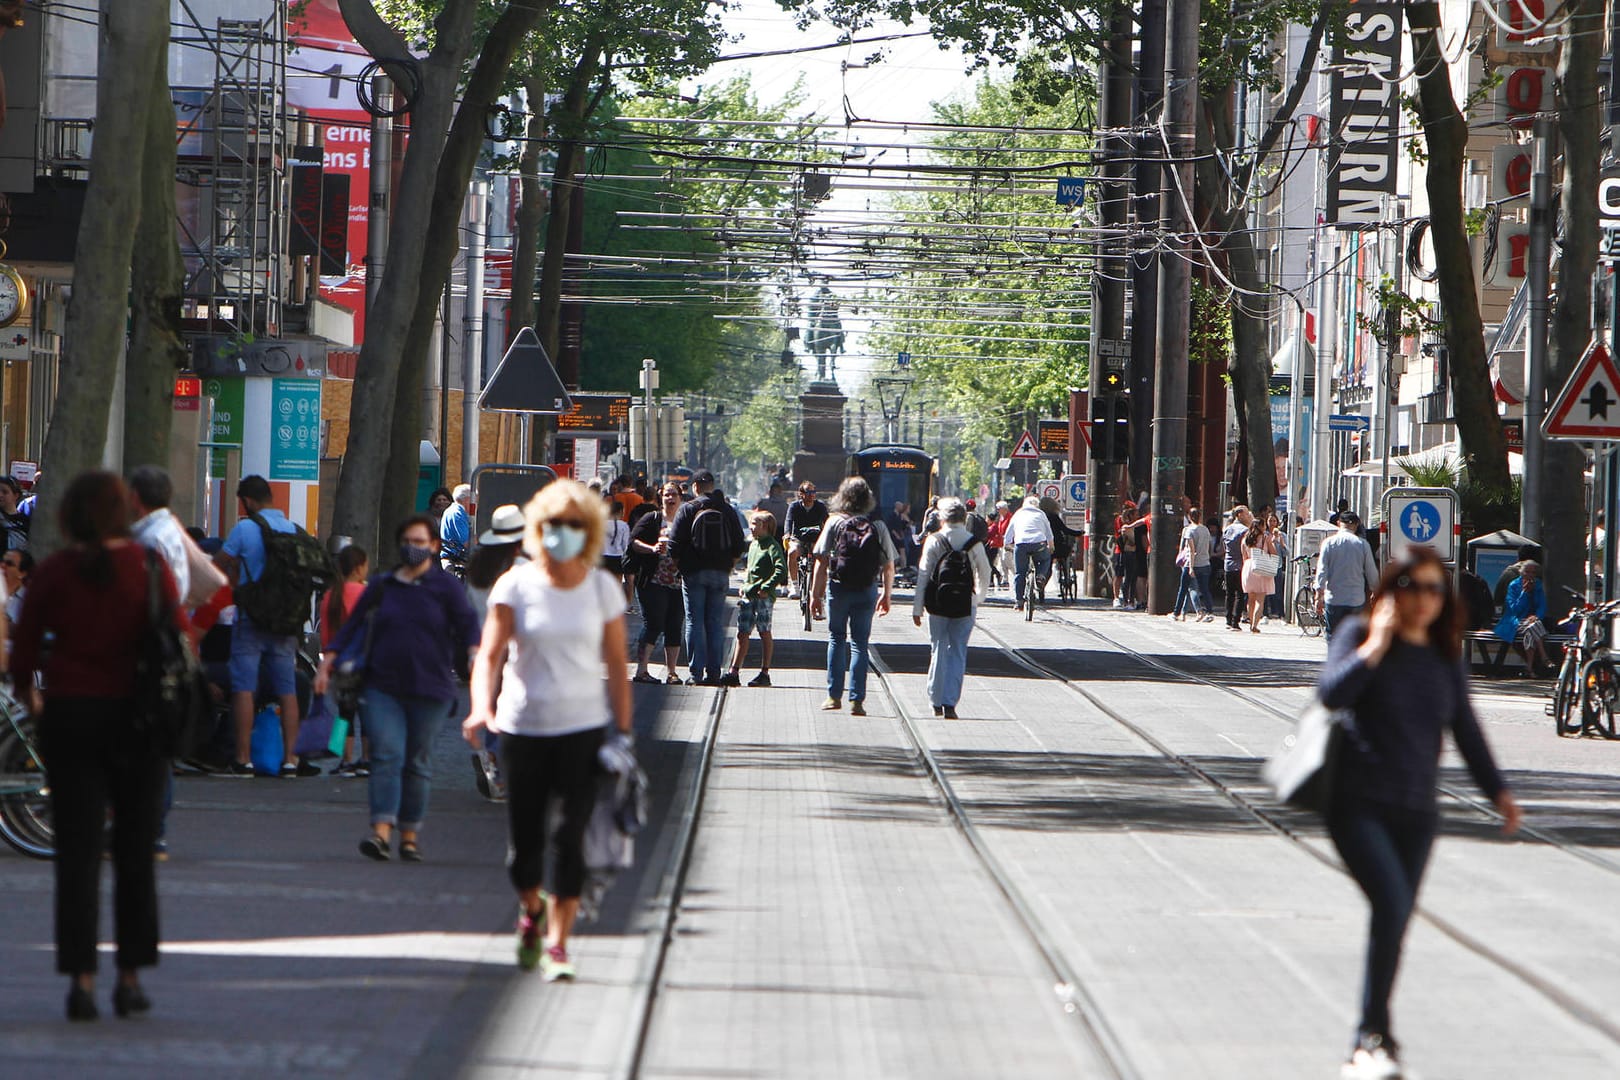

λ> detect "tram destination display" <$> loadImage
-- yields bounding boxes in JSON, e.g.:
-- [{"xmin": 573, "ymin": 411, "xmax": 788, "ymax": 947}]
[{"xmin": 557, "ymin": 394, "xmax": 633, "ymax": 437}]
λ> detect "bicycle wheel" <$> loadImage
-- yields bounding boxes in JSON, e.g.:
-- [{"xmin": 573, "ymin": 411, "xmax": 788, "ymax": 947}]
[
  {"xmin": 0, "ymin": 723, "xmax": 53, "ymax": 859},
  {"xmin": 1582, "ymin": 659, "xmax": 1620, "ymax": 739},
  {"xmin": 1551, "ymin": 653, "xmax": 1581, "ymax": 736},
  {"xmin": 1024, "ymin": 567, "xmax": 1037, "ymax": 622},
  {"xmin": 799, "ymin": 569, "xmax": 813, "ymax": 631},
  {"xmin": 1293, "ymin": 587, "xmax": 1321, "ymax": 637}
]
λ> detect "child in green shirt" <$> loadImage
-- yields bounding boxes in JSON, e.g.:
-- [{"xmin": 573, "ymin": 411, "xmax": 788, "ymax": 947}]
[{"xmin": 724, "ymin": 511, "xmax": 787, "ymax": 687}]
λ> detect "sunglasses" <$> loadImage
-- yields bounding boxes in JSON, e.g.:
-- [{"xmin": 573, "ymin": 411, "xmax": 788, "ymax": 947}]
[
  {"xmin": 545, "ymin": 518, "xmax": 588, "ymax": 530},
  {"xmin": 1394, "ymin": 574, "xmax": 1447, "ymax": 597}
]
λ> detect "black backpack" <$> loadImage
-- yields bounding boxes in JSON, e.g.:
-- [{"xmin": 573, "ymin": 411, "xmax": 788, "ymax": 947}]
[
  {"xmin": 830, "ymin": 515, "xmax": 884, "ymax": 589},
  {"xmin": 688, "ymin": 503, "xmax": 733, "ymax": 562},
  {"xmin": 924, "ymin": 536, "xmax": 979, "ymax": 618},
  {"xmin": 234, "ymin": 513, "xmax": 337, "ymax": 636}
]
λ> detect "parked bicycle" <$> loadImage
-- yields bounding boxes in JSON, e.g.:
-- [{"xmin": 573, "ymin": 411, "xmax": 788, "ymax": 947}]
[
  {"xmin": 1548, "ymin": 590, "xmax": 1620, "ymax": 739},
  {"xmin": 1292, "ymin": 554, "xmax": 1323, "ymax": 638},
  {"xmin": 0, "ymin": 683, "xmax": 50, "ymax": 858}
]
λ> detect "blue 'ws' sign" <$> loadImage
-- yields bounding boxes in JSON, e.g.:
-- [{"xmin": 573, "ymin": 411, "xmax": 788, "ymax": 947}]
[{"xmin": 1056, "ymin": 177, "xmax": 1086, "ymax": 206}]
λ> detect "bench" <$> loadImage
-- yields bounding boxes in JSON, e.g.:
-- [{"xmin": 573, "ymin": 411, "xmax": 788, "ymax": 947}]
[{"xmin": 1466, "ymin": 629, "xmax": 1571, "ymax": 676}]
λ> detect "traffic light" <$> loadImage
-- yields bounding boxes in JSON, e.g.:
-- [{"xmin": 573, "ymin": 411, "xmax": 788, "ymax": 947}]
[
  {"xmin": 1100, "ymin": 367, "xmax": 1126, "ymax": 394},
  {"xmin": 1091, "ymin": 394, "xmax": 1130, "ymax": 464}
]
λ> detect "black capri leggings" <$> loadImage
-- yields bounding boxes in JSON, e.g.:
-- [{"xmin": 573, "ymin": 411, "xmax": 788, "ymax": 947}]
[
  {"xmin": 498, "ymin": 725, "xmax": 606, "ymax": 898},
  {"xmin": 637, "ymin": 582, "xmax": 684, "ymax": 648}
]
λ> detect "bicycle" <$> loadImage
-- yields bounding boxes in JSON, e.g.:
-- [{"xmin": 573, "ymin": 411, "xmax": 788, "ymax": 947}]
[
  {"xmin": 0, "ymin": 685, "xmax": 51, "ymax": 858},
  {"xmin": 1548, "ymin": 592, "xmax": 1620, "ymax": 739},
  {"xmin": 793, "ymin": 526, "xmax": 821, "ymax": 632},
  {"xmin": 1021, "ymin": 544, "xmax": 1050, "ymax": 623},
  {"xmin": 1292, "ymin": 554, "xmax": 1323, "ymax": 638}
]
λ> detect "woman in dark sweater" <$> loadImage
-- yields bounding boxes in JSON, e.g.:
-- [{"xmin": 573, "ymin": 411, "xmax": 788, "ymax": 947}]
[
  {"xmin": 12, "ymin": 471, "xmax": 188, "ymax": 1021},
  {"xmin": 1319, "ymin": 546, "xmax": 1521, "ymax": 1079}
]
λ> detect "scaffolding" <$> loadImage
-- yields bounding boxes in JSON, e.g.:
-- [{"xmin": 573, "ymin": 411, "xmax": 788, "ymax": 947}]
[{"xmin": 181, "ymin": 10, "xmax": 288, "ymax": 339}]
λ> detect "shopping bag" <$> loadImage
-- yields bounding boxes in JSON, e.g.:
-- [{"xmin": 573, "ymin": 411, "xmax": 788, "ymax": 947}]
[
  {"xmin": 249, "ymin": 706, "xmax": 283, "ymax": 776},
  {"xmin": 1262, "ymin": 701, "xmax": 1345, "ymax": 812},
  {"xmin": 327, "ymin": 716, "xmax": 351, "ymax": 758},
  {"xmin": 293, "ymin": 694, "xmax": 337, "ymax": 757}
]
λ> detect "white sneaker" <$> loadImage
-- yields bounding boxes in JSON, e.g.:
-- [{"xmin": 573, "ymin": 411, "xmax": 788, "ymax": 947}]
[
  {"xmin": 1341, "ymin": 1035, "xmax": 1403, "ymax": 1079},
  {"xmin": 1112, "ymin": 597, "xmax": 1123, "ymax": 608},
  {"xmin": 788, "ymin": 584, "xmax": 800, "ymax": 599}
]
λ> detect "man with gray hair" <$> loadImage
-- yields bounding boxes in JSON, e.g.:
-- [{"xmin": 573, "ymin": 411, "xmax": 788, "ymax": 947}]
[
  {"xmin": 1007, "ymin": 494, "xmax": 1054, "ymax": 610},
  {"xmin": 440, "ymin": 483, "xmax": 475, "ymax": 569},
  {"xmin": 1314, "ymin": 511, "xmax": 1379, "ymax": 642}
]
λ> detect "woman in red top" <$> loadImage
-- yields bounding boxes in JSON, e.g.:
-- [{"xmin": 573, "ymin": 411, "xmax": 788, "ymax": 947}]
[
  {"xmin": 319, "ymin": 545, "xmax": 369, "ymax": 775},
  {"xmin": 12, "ymin": 471, "xmax": 187, "ymax": 1022}
]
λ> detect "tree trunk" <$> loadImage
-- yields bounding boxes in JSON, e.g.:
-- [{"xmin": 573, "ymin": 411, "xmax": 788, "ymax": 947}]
[
  {"xmin": 1543, "ymin": 1, "xmax": 1604, "ymax": 599},
  {"xmin": 123, "ymin": 56, "xmax": 187, "ymax": 470},
  {"xmin": 1194, "ymin": 97, "xmax": 1276, "ymax": 511},
  {"xmin": 508, "ymin": 68, "xmax": 548, "ymax": 338},
  {"xmin": 332, "ymin": 0, "xmax": 478, "ymax": 554},
  {"xmin": 1405, "ymin": 0, "xmax": 1511, "ymax": 492},
  {"xmin": 33, "ymin": 2, "xmax": 168, "ymax": 555},
  {"xmin": 378, "ymin": 3, "xmax": 551, "ymax": 526},
  {"xmin": 536, "ymin": 46, "xmax": 605, "ymax": 368}
]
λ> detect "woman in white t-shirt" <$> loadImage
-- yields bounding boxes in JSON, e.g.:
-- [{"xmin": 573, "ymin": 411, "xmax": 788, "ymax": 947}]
[{"xmin": 463, "ymin": 480, "xmax": 632, "ymax": 982}]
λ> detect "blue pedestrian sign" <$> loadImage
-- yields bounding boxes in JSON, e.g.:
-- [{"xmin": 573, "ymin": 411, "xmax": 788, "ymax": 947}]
[
  {"xmin": 1382, "ymin": 488, "xmax": 1456, "ymax": 563},
  {"xmin": 1056, "ymin": 178, "xmax": 1086, "ymax": 207},
  {"xmin": 1061, "ymin": 474, "xmax": 1086, "ymax": 511},
  {"xmin": 1398, "ymin": 500, "xmax": 1441, "ymax": 543}
]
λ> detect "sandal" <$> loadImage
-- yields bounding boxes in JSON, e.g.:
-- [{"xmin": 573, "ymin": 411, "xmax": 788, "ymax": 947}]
[
  {"xmin": 632, "ymin": 672, "xmax": 659, "ymax": 684},
  {"xmin": 399, "ymin": 840, "xmax": 422, "ymax": 863},
  {"xmin": 665, "ymin": 674, "xmax": 682, "ymax": 685},
  {"xmin": 358, "ymin": 834, "xmax": 391, "ymax": 861}
]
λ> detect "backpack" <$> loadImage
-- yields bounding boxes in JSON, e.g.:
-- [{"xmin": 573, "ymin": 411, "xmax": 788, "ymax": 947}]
[
  {"xmin": 233, "ymin": 513, "xmax": 337, "ymax": 635},
  {"xmin": 924, "ymin": 536, "xmax": 980, "ymax": 618},
  {"xmin": 830, "ymin": 515, "xmax": 884, "ymax": 589},
  {"xmin": 688, "ymin": 502, "xmax": 733, "ymax": 562}
]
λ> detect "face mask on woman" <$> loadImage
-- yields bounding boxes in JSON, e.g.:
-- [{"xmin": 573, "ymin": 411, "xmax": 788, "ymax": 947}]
[
  {"xmin": 398, "ymin": 543, "xmax": 435, "ymax": 568},
  {"xmin": 542, "ymin": 524, "xmax": 587, "ymax": 561}
]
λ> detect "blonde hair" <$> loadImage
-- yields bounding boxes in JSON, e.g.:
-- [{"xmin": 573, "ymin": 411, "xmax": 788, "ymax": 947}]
[
  {"xmin": 522, "ymin": 479, "xmax": 608, "ymax": 564},
  {"xmin": 748, "ymin": 510, "xmax": 775, "ymax": 529}
]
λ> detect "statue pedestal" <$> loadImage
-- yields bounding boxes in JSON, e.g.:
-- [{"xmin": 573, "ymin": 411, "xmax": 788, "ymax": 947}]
[{"xmin": 792, "ymin": 381, "xmax": 848, "ymax": 493}]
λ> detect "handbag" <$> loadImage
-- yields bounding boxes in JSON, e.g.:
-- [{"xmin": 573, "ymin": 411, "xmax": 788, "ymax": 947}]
[
  {"xmin": 1249, "ymin": 549, "xmax": 1280, "ymax": 577},
  {"xmin": 331, "ymin": 606, "xmax": 376, "ymax": 718},
  {"xmin": 133, "ymin": 550, "xmax": 211, "ymax": 758},
  {"xmin": 294, "ymin": 693, "xmax": 338, "ymax": 757},
  {"xmin": 1262, "ymin": 701, "xmax": 1346, "ymax": 812}
]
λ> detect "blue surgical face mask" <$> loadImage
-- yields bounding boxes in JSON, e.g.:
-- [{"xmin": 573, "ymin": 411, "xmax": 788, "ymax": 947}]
[{"xmin": 542, "ymin": 523, "xmax": 587, "ymax": 561}]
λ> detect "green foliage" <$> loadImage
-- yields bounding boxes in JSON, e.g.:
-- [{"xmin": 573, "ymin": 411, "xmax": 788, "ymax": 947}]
[
  {"xmin": 1355, "ymin": 275, "xmax": 1439, "ymax": 340},
  {"xmin": 726, "ymin": 370, "xmax": 806, "ymax": 467},
  {"xmin": 1190, "ymin": 283, "xmax": 1232, "ymax": 366},
  {"xmin": 852, "ymin": 74, "xmax": 1091, "ymax": 484},
  {"xmin": 1393, "ymin": 448, "xmax": 1462, "ymax": 488}
]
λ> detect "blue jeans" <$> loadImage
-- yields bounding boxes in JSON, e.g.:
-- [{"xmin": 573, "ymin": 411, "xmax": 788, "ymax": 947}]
[
  {"xmin": 361, "ymin": 687, "xmax": 451, "ymax": 831},
  {"xmin": 1328, "ymin": 801, "xmax": 1436, "ymax": 1042},
  {"xmin": 826, "ymin": 582, "xmax": 879, "ymax": 702},
  {"xmin": 926, "ymin": 614, "xmax": 975, "ymax": 708},
  {"xmin": 1013, "ymin": 543, "xmax": 1051, "ymax": 605},
  {"xmin": 1174, "ymin": 565, "xmax": 1213, "ymax": 616},
  {"xmin": 682, "ymin": 568, "xmax": 731, "ymax": 681},
  {"xmin": 1325, "ymin": 603, "xmax": 1361, "ymax": 642}
]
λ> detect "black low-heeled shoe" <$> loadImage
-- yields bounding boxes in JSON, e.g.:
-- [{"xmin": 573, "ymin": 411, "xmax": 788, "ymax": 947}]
[
  {"xmin": 112, "ymin": 981, "xmax": 150, "ymax": 1018},
  {"xmin": 66, "ymin": 986, "xmax": 98, "ymax": 1021}
]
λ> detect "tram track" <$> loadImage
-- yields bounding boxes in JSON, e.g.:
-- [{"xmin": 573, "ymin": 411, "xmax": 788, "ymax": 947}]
[{"xmin": 968, "ymin": 611, "xmax": 1620, "ymax": 1051}]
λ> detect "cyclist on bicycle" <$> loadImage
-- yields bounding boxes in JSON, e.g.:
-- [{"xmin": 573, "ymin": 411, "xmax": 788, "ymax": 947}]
[
  {"xmin": 1008, "ymin": 495, "xmax": 1054, "ymax": 612},
  {"xmin": 784, "ymin": 481, "xmax": 828, "ymax": 599}
]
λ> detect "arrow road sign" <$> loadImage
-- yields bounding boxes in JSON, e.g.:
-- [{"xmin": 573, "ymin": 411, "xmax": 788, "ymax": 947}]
[
  {"xmin": 1010, "ymin": 430, "xmax": 1040, "ymax": 459},
  {"xmin": 1545, "ymin": 341, "xmax": 1620, "ymax": 441},
  {"xmin": 1328, "ymin": 413, "xmax": 1371, "ymax": 432},
  {"xmin": 479, "ymin": 326, "xmax": 573, "ymax": 414}
]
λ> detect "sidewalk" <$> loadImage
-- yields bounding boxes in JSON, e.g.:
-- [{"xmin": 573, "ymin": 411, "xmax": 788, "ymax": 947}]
[{"xmin": 0, "ymin": 677, "xmax": 716, "ymax": 1080}]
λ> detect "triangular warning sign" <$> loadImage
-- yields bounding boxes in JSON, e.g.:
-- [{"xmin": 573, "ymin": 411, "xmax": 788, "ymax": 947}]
[
  {"xmin": 478, "ymin": 327, "xmax": 573, "ymax": 414},
  {"xmin": 1545, "ymin": 341, "xmax": 1620, "ymax": 441},
  {"xmin": 1011, "ymin": 430, "xmax": 1039, "ymax": 459}
]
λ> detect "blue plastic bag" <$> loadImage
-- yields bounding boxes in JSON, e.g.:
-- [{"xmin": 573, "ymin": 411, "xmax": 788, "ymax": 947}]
[
  {"xmin": 250, "ymin": 706, "xmax": 283, "ymax": 776},
  {"xmin": 294, "ymin": 694, "xmax": 338, "ymax": 758}
]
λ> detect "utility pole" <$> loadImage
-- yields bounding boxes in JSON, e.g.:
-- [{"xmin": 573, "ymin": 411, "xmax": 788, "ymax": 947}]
[
  {"xmin": 1087, "ymin": 4, "xmax": 1132, "ymax": 597},
  {"xmin": 461, "ymin": 180, "xmax": 488, "ymax": 483},
  {"xmin": 365, "ymin": 74, "xmax": 392, "ymax": 316},
  {"xmin": 1147, "ymin": 0, "xmax": 1198, "ymax": 614},
  {"xmin": 1522, "ymin": 116, "xmax": 1555, "ymax": 540},
  {"xmin": 1314, "ymin": 239, "xmax": 1338, "ymax": 522},
  {"xmin": 1130, "ymin": 0, "xmax": 1167, "ymax": 500}
]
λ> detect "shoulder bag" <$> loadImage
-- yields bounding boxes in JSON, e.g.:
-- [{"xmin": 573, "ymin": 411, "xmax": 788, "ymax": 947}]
[
  {"xmin": 1262, "ymin": 700, "xmax": 1346, "ymax": 813},
  {"xmin": 331, "ymin": 605, "xmax": 377, "ymax": 718},
  {"xmin": 1249, "ymin": 548, "xmax": 1280, "ymax": 577},
  {"xmin": 134, "ymin": 550, "xmax": 211, "ymax": 758}
]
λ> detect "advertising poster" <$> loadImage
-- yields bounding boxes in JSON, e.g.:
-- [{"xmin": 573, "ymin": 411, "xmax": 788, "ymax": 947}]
[{"xmin": 269, "ymin": 378, "xmax": 322, "ymax": 481}]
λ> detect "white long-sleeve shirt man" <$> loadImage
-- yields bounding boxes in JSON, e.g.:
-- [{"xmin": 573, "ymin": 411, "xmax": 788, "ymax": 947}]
[{"xmin": 1006, "ymin": 500, "xmax": 1054, "ymax": 547}]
